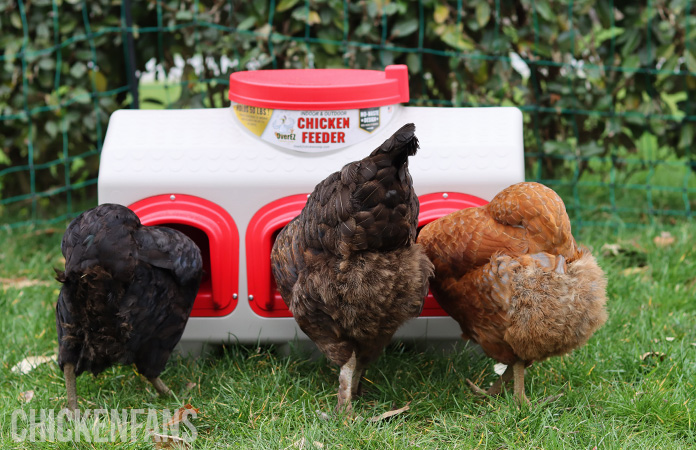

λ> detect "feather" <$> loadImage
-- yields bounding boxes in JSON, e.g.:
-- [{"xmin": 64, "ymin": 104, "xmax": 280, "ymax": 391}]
[
  {"xmin": 55, "ymin": 204, "xmax": 202, "ymax": 380},
  {"xmin": 270, "ymin": 123, "xmax": 433, "ymax": 411},
  {"xmin": 418, "ymin": 182, "xmax": 607, "ymax": 401}
]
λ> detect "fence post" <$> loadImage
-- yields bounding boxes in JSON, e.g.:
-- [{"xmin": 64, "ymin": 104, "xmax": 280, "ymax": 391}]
[{"xmin": 123, "ymin": 0, "xmax": 139, "ymax": 109}]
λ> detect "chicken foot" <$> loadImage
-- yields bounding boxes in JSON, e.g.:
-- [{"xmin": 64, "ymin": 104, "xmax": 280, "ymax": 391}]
[
  {"xmin": 468, "ymin": 360, "xmax": 531, "ymax": 405},
  {"xmin": 466, "ymin": 363, "xmax": 514, "ymax": 397},
  {"xmin": 148, "ymin": 377, "xmax": 172, "ymax": 396},
  {"xmin": 63, "ymin": 363, "xmax": 79, "ymax": 413},
  {"xmin": 336, "ymin": 351, "xmax": 359, "ymax": 414}
]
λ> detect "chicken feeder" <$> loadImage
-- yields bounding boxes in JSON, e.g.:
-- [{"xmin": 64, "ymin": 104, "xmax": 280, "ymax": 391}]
[{"xmin": 98, "ymin": 65, "xmax": 524, "ymax": 347}]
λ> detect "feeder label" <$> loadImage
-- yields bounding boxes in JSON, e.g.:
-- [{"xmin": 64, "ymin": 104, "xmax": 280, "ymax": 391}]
[
  {"xmin": 359, "ymin": 107, "xmax": 380, "ymax": 132},
  {"xmin": 233, "ymin": 104, "xmax": 397, "ymax": 152},
  {"xmin": 233, "ymin": 105, "xmax": 273, "ymax": 137}
]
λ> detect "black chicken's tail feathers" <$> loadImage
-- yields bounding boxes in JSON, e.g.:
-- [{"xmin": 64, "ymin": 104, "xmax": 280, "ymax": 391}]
[{"xmin": 369, "ymin": 123, "xmax": 419, "ymax": 162}]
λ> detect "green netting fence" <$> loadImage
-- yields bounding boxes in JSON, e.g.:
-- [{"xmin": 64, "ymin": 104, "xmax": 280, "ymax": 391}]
[{"xmin": 1, "ymin": 0, "xmax": 695, "ymax": 230}]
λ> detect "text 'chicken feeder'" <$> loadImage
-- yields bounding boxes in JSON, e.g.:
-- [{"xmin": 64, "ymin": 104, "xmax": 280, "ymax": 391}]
[{"xmin": 98, "ymin": 64, "xmax": 524, "ymax": 346}]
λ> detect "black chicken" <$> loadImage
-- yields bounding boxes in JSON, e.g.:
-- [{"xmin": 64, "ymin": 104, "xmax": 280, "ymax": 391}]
[
  {"xmin": 55, "ymin": 204, "xmax": 203, "ymax": 412},
  {"xmin": 271, "ymin": 123, "xmax": 434, "ymax": 414}
]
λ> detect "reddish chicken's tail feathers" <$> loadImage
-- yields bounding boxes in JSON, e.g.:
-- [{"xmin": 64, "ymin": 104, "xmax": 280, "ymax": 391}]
[
  {"xmin": 487, "ymin": 182, "xmax": 578, "ymax": 259},
  {"xmin": 490, "ymin": 250, "xmax": 608, "ymax": 363},
  {"xmin": 368, "ymin": 123, "xmax": 419, "ymax": 167}
]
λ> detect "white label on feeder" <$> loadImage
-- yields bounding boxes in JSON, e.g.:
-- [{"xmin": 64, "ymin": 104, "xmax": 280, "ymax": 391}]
[{"xmin": 233, "ymin": 104, "xmax": 398, "ymax": 153}]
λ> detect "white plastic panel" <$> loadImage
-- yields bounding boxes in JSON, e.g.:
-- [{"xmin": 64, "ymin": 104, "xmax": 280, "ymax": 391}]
[{"xmin": 98, "ymin": 105, "xmax": 524, "ymax": 344}]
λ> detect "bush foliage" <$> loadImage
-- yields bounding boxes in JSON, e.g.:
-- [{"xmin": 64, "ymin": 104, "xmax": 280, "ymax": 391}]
[{"xmin": 1, "ymin": 0, "xmax": 695, "ymax": 226}]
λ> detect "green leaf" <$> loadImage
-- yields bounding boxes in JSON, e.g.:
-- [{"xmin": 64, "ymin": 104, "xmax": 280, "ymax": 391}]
[
  {"xmin": 684, "ymin": 50, "xmax": 696, "ymax": 74},
  {"xmin": 36, "ymin": 23, "xmax": 50, "ymax": 40},
  {"xmin": 71, "ymin": 157, "xmax": 86, "ymax": 173},
  {"xmin": 434, "ymin": 4, "xmax": 449, "ymax": 24},
  {"xmin": 623, "ymin": 55, "xmax": 640, "ymax": 70},
  {"xmin": 69, "ymin": 62, "xmax": 87, "ymax": 78},
  {"xmin": 355, "ymin": 22, "xmax": 372, "ymax": 37},
  {"xmin": 637, "ymin": 132, "xmax": 658, "ymax": 159},
  {"xmin": 605, "ymin": 118, "xmax": 622, "ymax": 137},
  {"xmin": 679, "ymin": 124, "xmax": 694, "ymax": 150},
  {"xmin": 440, "ymin": 25, "xmax": 474, "ymax": 51},
  {"xmin": 307, "ymin": 11, "xmax": 321, "ymax": 25},
  {"xmin": 367, "ymin": 2, "xmax": 378, "ymax": 18},
  {"xmin": 45, "ymin": 121, "xmax": 58, "ymax": 139},
  {"xmin": 475, "ymin": 2, "xmax": 491, "ymax": 28},
  {"xmin": 276, "ymin": 0, "xmax": 300, "ymax": 12},
  {"xmin": 380, "ymin": 51, "xmax": 394, "ymax": 66},
  {"xmin": 578, "ymin": 141, "xmax": 604, "ymax": 158},
  {"xmin": 72, "ymin": 87, "xmax": 91, "ymax": 104},
  {"xmin": 594, "ymin": 27, "xmax": 624, "ymax": 45},
  {"xmin": 384, "ymin": 3, "xmax": 398, "ymax": 15},
  {"xmin": 543, "ymin": 140, "xmax": 573, "ymax": 156},
  {"xmin": 0, "ymin": 149, "xmax": 11, "ymax": 166},
  {"xmin": 236, "ymin": 16, "xmax": 257, "ymax": 31},
  {"xmin": 596, "ymin": 95, "xmax": 613, "ymax": 111},
  {"xmin": 10, "ymin": 12, "xmax": 22, "ymax": 29},
  {"xmin": 175, "ymin": 10, "xmax": 193, "ymax": 21},
  {"xmin": 620, "ymin": 29, "xmax": 641, "ymax": 58},
  {"xmin": 391, "ymin": 18, "xmax": 418, "ymax": 38},
  {"xmin": 406, "ymin": 53, "xmax": 421, "ymax": 74},
  {"xmin": 656, "ymin": 54, "xmax": 678, "ymax": 82},
  {"xmin": 92, "ymin": 70, "xmax": 108, "ymax": 92},
  {"xmin": 317, "ymin": 30, "xmax": 339, "ymax": 55},
  {"xmin": 38, "ymin": 58, "xmax": 56, "ymax": 71},
  {"xmin": 534, "ymin": 0, "xmax": 554, "ymax": 21}
]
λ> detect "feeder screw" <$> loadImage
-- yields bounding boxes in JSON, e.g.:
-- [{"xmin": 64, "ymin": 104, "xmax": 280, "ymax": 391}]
[
  {"xmin": 170, "ymin": 194, "xmax": 176, "ymax": 201},
  {"xmin": 442, "ymin": 193, "xmax": 449, "ymax": 199},
  {"xmin": 248, "ymin": 295, "xmax": 254, "ymax": 301},
  {"xmin": 233, "ymin": 293, "xmax": 238, "ymax": 299}
]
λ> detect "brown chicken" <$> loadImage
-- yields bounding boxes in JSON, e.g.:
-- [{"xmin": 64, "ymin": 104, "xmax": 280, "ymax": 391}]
[
  {"xmin": 271, "ymin": 123, "xmax": 434, "ymax": 414},
  {"xmin": 418, "ymin": 182, "xmax": 607, "ymax": 404}
]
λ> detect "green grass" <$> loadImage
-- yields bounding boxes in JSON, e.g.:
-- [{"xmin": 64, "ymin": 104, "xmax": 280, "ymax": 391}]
[{"xmin": 1, "ymin": 223, "xmax": 696, "ymax": 448}]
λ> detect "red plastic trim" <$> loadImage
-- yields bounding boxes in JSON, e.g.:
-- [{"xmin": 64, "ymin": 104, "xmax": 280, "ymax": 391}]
[
  {"xmin": 417, "ymin": 192, "xmax": 489, "ymax": 317},
  {"xmin": 417, "ymin": 192, "xmax": 489, "ymax": 227},
  {"xmin": 247, "ymin": 192, "xmax": 488, "ymax": 319},
  {"xmin": 128, "ymin": 194, "xmax": 240, "ymax": 317},
  {"xmin": 228, "ymin": 65, "xmax": 409, "ymax": 110},
  {"xmin": 246, "ymin": 194, "xmax": 309, "ymax": 317}
]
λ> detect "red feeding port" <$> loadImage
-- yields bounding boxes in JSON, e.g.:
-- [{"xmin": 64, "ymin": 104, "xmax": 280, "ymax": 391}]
[
  {"xmin": 246, "ymin": 194, "xmax": 309, "ymax": 317},
  {"xmin": 246, "ymin": 192, "xmax": 488, "ymax": 319},
  {"xmin": 128, "ymin": 194, "xmax": 240, "ymax": 317},
  {"xmin": 417, "ymin": 192, "xmax": 489, "ymax": 316}
]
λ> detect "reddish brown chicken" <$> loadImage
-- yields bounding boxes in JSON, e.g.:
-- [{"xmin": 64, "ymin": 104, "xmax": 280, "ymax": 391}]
[{"xmin": 418, "ymin": 182, "xmax": 607, "ymax": 404}]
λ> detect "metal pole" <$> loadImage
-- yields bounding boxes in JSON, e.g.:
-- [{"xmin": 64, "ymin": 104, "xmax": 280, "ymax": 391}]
[{"xmin": 123, "ymin": 0, "xmax": 139, "ymax": 109}]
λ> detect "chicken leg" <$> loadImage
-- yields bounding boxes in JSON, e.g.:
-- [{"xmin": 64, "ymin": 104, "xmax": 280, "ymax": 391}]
[
  {"xmin": 336, "ymin": 352, "xmax": 359, "ymax": 414},
  {"xmin": 512, "ymin": 360, "xmax": 529, "ymax": 405},
  {"xmin": 63, "ymin": 363, "xmax": 79, "ymax": 412},
  {"xmin": 148, "ymin": 377, "xmax": 172, "ymax": 396},
  {"xmin": 352, "ymin": 368, "xmax": 365, "ymax": 397}
]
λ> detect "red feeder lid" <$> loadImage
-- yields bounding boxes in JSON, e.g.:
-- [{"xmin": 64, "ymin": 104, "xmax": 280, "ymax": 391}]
[{"xmin": 228, "ymin": 64, "xmax": 409, "ymax": 110}]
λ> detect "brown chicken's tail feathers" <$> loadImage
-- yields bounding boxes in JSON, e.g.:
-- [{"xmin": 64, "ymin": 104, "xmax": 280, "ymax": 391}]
[
  {"xmin": 370, "ymin": 123, "xmax": 419, "ymax": 161},
  {"xmin": 492, "ymin": 250, "xmax": 608, "ymax": 363}
]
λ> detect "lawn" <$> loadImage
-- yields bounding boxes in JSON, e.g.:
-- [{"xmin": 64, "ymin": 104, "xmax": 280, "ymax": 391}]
[{"xmin": 1, "ymin": 222, "xmax": 695, "ymax": 448}]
